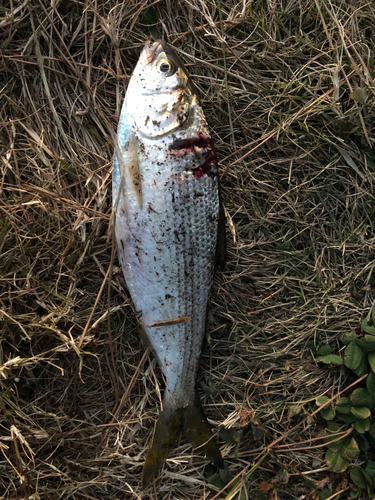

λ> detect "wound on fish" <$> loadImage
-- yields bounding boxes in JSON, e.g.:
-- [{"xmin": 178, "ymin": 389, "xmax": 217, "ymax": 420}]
[{"xmin": 169, "ymin": 133, "xmax": 218, "ymax": 179}]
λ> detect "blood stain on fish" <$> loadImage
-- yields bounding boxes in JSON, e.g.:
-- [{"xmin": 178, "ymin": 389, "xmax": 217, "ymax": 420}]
[{"xmin": 169, "ymin": 134, "xmax": 218, "ymax": 179}]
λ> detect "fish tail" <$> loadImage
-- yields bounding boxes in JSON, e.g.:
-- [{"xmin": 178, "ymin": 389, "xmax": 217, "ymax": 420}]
[
  {"xmin": 183, "ymin": 394, "xmax": 223, "ymax": 468},
  {"xmin": 142, "ymin": 392, "xmax": 182, "ymax": 488},
  {"xmin": 142, "ymin": 391, "xmax": 222, "ymax": 488}
]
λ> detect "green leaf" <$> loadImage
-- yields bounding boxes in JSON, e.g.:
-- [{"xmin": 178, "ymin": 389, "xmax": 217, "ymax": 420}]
[
  {"xmin": 351, "ymin": 388, "xmax": 372, "ymax": 406},
  {"xmin": 316, "ymin": 395, "xmax": 330, "ymax": 406},
  {"xmin": 287, "ymin": 404, "xmax": 304, "ymax": 420},
  {"xmin": 367, "ymin": 155, "xmax": 375, "ymax": 171},
  {"xmin": 317, "ymin": 344, "xmax": 332, "ymax": 356},
  {"xmin": 320, "ymin": 489, "xmax": 332, "ymax": 500},
  {"xmin": 139, "ymin": 8, "xmax": 159, "ymax": 25},
  {"xmin": 336, "ymin": 397, "xmax": 352, "ymax": 414},
  {"xmin": 354, "ymin": 433, "xmax": 369, "ymax": 452},
  {"xmin": 351, "ymin": 388, "xmax": 375, "ymax": 412},
  {"xmin": 354, "ymin": 418, "xmax": 371, "ymax": 434},
  {"xmin": 317, "ymin": 354, "xmax": 343, "ymax": 365},
  {"xmin": 353, "ymin": 358, "xmax": 369, "ymax": 377},
  {"xmin": 341, "ymin": 332, "xmax": 357, "ymax": 345},
  {"xmin": 365, "ymin": 461, "xmax": 375, "ymax": 478},
  {"xmin": 350, "ymin": 406, "xmax": 371, "ymax": 419},
  {"xmin": 350, "ymin": 490, "xmax": 359, "ymax": 499},
  {"xmin": 325, "ymin": 437, "xmax": 345, "ymax": 453},
  {"xmin": 341, "ymin": 438, "xmax": 359, "ymax": 460},
  {"xmin": 358, "ymin": 335, "xmax": 375, "ymax": 353},
  {"xmin": 362, "ymin": 319, "xmax": 375, "ymax": 335},
  {"xmin": 219, "ymin": 427, "xmax": 240, "ymax": 445},
  {"xmin": 321, "ymin": 406, "xmax": 336, "ymax": 420},
  {"xmin": 368, "ymin": 352, "xmax": 375, "ymax": 372},
  {"xmin": 326, "ymin": 440, "xmax": 343, "ymax": 453},
  {"xmin": 350, "ymin": 467, "xmax": 367, "ymax": 489},
  {"xmin": 255, "ymin": 491, "xmax": 268, "ymax": 500},
  {"xmin": 138, "ymin": 8, "xmax": 159, "ymax": 39},
  {"xmin": 369, "ymin": 423, "xmax": 375, "ymax": 438},
  {"xmin": 316, "ymin": 396, "xmax": 336, "ymax": 420},
  {"xmin": 306, "ymin": 340, "xmax": 315, "ymax": 350},
  {"xmin": 325, "ymin": 449, "xmax": 350, "ymax": 472},
  {"xmin": 367, "ymin": 372, "xmax": 375, "ymax": 397},
  {"xmin": 337, "ymin": 413, "xmax": 357, "ymax": 423},
  {"xmin": 207, "ymin": 472, "xmax": 226, "ymax": 490},
  {"xmin": 219, "ymin": 461, "xmax": 233, "ymax": 484},
  {"xmin": 324, "ymin": 423, "xmax": 346, "ymax": 452},
  {"xmin": 344, "ymin": 342, "xmax": 364, "ymax": 370},
  {"xmin": 350, "ymin": 87, "xmax": 367, "ymax": 104}
]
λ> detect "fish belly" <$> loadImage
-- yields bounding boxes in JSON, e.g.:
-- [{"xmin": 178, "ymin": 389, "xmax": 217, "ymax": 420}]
[{"xmin": 115, "ymin": 140, "xmax": 219, "ymax": 407}]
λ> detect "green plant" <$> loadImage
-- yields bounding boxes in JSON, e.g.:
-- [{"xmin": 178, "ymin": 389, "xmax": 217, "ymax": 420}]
[{"xmin": 316, "ymin": 309, "xmax": 375, "ymax": 498}]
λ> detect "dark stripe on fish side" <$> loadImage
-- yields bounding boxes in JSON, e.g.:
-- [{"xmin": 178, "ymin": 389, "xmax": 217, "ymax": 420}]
[
  {"xmin": 169, "ymin": 134, "xmax": 218, "ymax": 180},
  {"xmin": 169, "ymin": 135, "xmax": 210, "ymax": 151}
]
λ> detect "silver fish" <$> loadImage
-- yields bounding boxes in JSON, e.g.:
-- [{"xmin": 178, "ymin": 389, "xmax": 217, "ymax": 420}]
[{"xmin": 113, "ymin": 39, "xmax": 225, "ymax": 487}]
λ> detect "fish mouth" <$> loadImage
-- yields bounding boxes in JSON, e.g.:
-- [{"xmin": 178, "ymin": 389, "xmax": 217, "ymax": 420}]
[{"xmin": 143, "ymin": 39, "xmax": 166, "ymax": 64}]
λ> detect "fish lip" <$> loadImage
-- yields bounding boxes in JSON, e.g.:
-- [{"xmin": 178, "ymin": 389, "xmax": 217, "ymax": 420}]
[{"xmin": 143, "ymin": 39, "xmax": 165, "ymax": 64}]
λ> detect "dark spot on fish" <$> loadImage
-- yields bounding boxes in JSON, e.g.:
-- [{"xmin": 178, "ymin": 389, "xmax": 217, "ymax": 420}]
[
  {"xmin": 147, "ymin": 203, "xmax": 159, "ymax": 214},
  {"xmin": 145, "ymin": 115, "xmax": 150, "ymax": 126},
  {"xmin": 165, "ymin": 294, "xmax": 172, "ymax": 299}
]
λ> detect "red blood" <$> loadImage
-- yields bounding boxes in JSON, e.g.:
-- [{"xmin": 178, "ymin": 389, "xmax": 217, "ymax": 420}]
[
  {"xmin": 169, "ymin": 134, "xmax": 210, "ymax": 151},
  {"xmin": 169, "ymin": 134, "xmax": 218, "ymax": 180}
]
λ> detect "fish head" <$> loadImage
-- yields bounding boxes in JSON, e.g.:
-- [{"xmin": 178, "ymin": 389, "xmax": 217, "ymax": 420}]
[{"xmin": 128, "ymin": 40, "xmax": 193, "ymax": 137}]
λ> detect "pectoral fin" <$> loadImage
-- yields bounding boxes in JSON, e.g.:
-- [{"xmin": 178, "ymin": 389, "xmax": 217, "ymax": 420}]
[{"xmin": 113, "ymin": 118, "xmax": 142, "ymax": 210}]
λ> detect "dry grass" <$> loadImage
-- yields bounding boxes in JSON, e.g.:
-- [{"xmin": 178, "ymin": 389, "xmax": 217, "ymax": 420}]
[{"xmin": 1, "ymin": 0, "xmax": 375, "ymax": 498}]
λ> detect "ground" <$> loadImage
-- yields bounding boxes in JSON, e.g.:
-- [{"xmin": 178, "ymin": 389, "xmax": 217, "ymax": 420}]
[{"xmin": 1, "ymin": 1, "xmax": 375, "ymax": 499}]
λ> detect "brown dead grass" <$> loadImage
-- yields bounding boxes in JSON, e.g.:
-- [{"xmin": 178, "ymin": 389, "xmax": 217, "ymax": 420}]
[{"xmin": 1, "ymin": 0, "xmax": 375, "ymax": 498}]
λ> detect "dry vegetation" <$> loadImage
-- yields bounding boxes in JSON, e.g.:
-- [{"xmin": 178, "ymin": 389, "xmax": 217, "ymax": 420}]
[{"xmin": 1, "ymin": 0, "xmax": 375, "ymax": 498}]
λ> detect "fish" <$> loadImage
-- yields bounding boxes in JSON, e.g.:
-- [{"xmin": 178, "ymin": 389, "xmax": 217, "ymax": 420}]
[{"xmin": 112, "ymin": 39, "xmax": 226, "ymax": 487}]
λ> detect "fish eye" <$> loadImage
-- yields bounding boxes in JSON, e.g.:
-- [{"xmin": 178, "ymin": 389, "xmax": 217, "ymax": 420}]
[{"xmin": 157, "ymin": 59, "xmax": 175, "ymax": 76}]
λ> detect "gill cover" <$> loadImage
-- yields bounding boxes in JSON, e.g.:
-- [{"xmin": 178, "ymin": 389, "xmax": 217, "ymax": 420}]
[{"xmin": 130, "ymin": 40, "xmax": 193, "ymax": 138}]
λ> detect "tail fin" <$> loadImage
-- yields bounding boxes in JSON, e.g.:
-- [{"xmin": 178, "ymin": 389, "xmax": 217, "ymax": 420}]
[{"xmin": 142, "ymin": 391, "xmax": 222, "ymax": 488}]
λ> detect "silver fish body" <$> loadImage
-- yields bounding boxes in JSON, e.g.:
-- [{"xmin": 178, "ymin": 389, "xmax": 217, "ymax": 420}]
[{"xmin": 113, "ymin": 40, "xmax": 224, "ymax": 486}]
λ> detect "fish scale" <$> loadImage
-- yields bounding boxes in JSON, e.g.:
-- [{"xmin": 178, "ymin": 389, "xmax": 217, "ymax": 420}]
[
  {"xmin": 115, "ymin": 144, "xmax": 218, "ymax": 402},
  {"xmin": 113, "ymin": 39, "xmax": 225, "ymax": 487}
]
